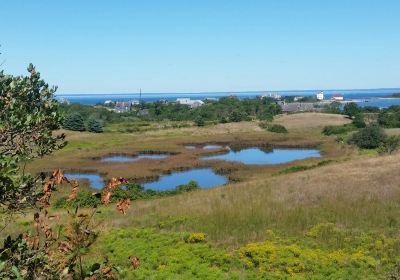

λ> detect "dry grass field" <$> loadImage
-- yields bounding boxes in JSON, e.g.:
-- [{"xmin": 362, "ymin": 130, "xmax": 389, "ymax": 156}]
[
  {"xmin": 272, "ymin": 112, "xmax": 352, "ymax": 130},
  {"xmin": 13, "ymin": 112, "xmax": 400, "ymax": 278},
  {"xmin": 103, "ymin": 149, "xmax": 400, "ymax": 248}
]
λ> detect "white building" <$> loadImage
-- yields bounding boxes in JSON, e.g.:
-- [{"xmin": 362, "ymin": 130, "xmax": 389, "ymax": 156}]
[
  {"xmin": 331, "ymin": 95, "xmax": 344, "ymax": 101},
  {"xmin": 176, "ymin": 98, "xmax": 204, "ymax": 109},
  {"xmin": 316, "ymin": 92, "xmax": 324, "ymax": 101}
]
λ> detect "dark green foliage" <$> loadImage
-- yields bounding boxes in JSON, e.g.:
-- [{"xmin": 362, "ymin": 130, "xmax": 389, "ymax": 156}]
[
  {"xmin": 228, "ymin": 109, "xmax": 247, "ymax": 122},
  {"xmin": 349, "ymin": 125, "xmax": 387, "ymax": 149},
  {"xmin": 343, "ymin": 102, "xmax": 361, "ymax": 118},
  {"xmin": 194, "ymin": 116, "xmax": 205, "ymax": 127},
  {"xmin": 267, "ymin": 124, "xmax": 288, "ymax": 134},
  {"xmin": 352, "ymin": 114, "xmax": 366, "ymax": 128},
  {"xmin": 63, "ymin": 112, "xmax": 86, "ymax": 131},
  {"xmin": 378, "ymin": 106, "xmax": 400, "ymax": 128},
  {"xmin": 54, "ymin": 190, "xmax": 100, "ymax": 208},
  {"xmin": 0, "ymin": 64, "xmax": 65, "ymax": 211},
  {"xmin": 55, "ymin": 181, "xmax": 201, "ymax": 208},
  {"xmin": 88, "ymin": 117, "xmax": 103, "ymax": 133},
  {"xmin": 60, "ymin": 96, "xmax": 282, "ymax": 127},
  {"xmin": 278, "ymin": 160, "xmax": 334, "ymax": 174},
  {"xmin": 0, "ymin": 64, "xmax": 65, "ymax": 277},
  {"xmin": 322, "ymin": 102, "xmax": 342, "ymax": 114},
  {"xmin": 378, "ymin": 135, "xmax": 400, "ymax": 154},
  {"xmin": 0, "ymin": 234, "xmax": 52, "ymax": 279},
  {"xmin": 322, "ymin": 124, "xmax": 357, "ymax": 136}
]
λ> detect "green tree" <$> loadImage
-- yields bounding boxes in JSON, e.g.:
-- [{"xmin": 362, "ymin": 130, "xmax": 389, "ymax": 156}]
[
  {"xmin": 88, "ymin": 117, "xmax": 103, "ymax": 133},
  {"xmin": 349, "ymin": 125, "xmax": 386, "ymax": 149},
  {"xmin": 63, "ymin": 112, "xmax": 86, "ymax": 131},
  {"xmin": 194, "ymin": 115, "xmax": 205, "ymax": 127},
  {"xmin": 352, "ymin": 114, "xmax": 366, "ymax": 128},
  {"xmin": 0, "ymin": 64, "xmax": 130, "ymax": 279},
  {"xmin": 0, "ymin": 64, "xmax": 65, "ymax": 277},
  {"xmin": 0, "ymin": 64, "xmax": 65, "ymax": 211},
  {"xmin": 344, "ymin": 102, "xmax": 361, "ymax": 118},
  {"xmin": 229, "ymin": 109, "xmax": 246, "ymax": 122}
]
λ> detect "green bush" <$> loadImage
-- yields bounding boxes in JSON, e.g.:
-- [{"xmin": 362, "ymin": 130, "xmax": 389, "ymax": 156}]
[
  {"xmin": 194, "ymin": 116, "xmax": 205, "ymax": 127},
  {"xmin": 349, "ymin": 124, "xmax": 387, "ymax": 149},
  {"xmin": 378, "ymin": 135, "xmax": 400, "ymax": 154},
  {"xmin": 352, "ymin": 114, "xmax": 366, "ymax": 128},
  {"xmin": 344, "ymin": 102, "xmax": 361, "ymax": 118},
  {"xmin": 53, "ymin": 190, "xmax": 100, "ymax": 208},
  {"xmin": 87, "ymin": 117, "xmax": 103, "ymax": 133},
  {"xmin": 228, "ymin": 110, "xmax": 247, "ymax": 122},
  {"xmin": 322, "ymin": 124, "xmax": 356, "ymax": 135},
  {"xmin": 267, "ymin": 124, "xmax": 288, "ymax": 134},
  {"xmin": 54, "ymin": 181, "xmax": 201, "ymax": 208},
  {"xmin": 63, "ymin": 112, "xmax": 86, "ymax": 131}
]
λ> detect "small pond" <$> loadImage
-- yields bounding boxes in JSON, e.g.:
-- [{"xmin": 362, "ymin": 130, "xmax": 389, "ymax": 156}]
[
  {"xmin": 142, "ymin": 168, "xmax": 228, "ymax": 191},
  {"xmin": 184, "ymin": 144, "xmax": 225, "ymax": 150},
  {"xmin": 100, "ymin": 153, "xmax": 169, "ymax": 163},
  {"xmin": 203, "ymin": 144, "xmax": 224, "ymax": 149},
  {"xmin": 64, "ymin": 173, "xmax": 105, "ymax": 189},
  {"xmin": 201, "ymin": 148, "xmax": 320, "ymax": 165},
  {"xmin": 184, "ymin": 145, "xmax": 197, "ymax": 149},
  {"xmin": 65, "ymin": 168, "xmax": 228, "ymax": 191}
]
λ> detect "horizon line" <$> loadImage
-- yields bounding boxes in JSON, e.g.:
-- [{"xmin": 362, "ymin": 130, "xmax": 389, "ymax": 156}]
[{"xmin": 56, "ymin": 87, "xmax": 400, "ymax": 96}]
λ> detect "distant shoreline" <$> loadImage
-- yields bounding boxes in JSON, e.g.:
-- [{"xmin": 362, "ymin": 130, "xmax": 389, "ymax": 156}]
[{"xmin": 56, "ymin": 87, "xmax": 400, "ymax": 97}]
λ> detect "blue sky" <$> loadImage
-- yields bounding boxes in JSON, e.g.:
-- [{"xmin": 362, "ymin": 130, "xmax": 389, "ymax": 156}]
[{"xmin": 1, "ymin": 0, "xmax": 399, "ymax": 93}]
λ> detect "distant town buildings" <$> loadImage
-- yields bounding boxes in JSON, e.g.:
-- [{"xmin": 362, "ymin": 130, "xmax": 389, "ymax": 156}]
[
  {"xmin": 105, "ymin": 100, "xmax": 140, "ymax": 113},
  {"xmin": 316, "ymin": 91, "xmax": 324, "ymax": 101},
  {"xmin": 114, "ymin": 101, "xmax": 132, "ymax": 113},
  {"xmin": 262, "ymin": 92, "xmax": 282, "ymax": 100},
  {"xmin": 176, "ymin": 98, "xmax": 205, "ymax": 109},
  {"xmin": 279, "ymin": 102, "xmax": 315, "ymax": 112}
]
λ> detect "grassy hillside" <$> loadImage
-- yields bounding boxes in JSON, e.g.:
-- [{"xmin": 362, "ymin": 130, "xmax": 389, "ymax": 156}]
[{"xmin": 20, "ymin": 113, "xmax": 400, "ymax": 279}]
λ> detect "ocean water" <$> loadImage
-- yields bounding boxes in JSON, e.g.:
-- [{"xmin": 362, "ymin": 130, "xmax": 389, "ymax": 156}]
[{"xmin": 56, "ymin": 88, "xmax": 400, "ymax": 108}]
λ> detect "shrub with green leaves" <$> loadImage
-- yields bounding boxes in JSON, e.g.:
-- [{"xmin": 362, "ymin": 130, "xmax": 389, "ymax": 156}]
[
  {"xmin": 353, "ymin": 114, "xmax": 366, "ymax": 128},
  {"xmin": 378, "ymin": 135, "xmax": 400, "ymax": 154},
  {"xmin": 54, "ymin": 181, "xmax": 201, "ymax": 208},
  {"xmin": 349, "ymin": 124, "xmax": 387, "ymax": 149},
  {"xmin": 194, "ymin": 116, "xmax": 205, "ymax": 127},
  {"xmin": 267, "ymin": 124, "xmax": 288, "ymax": 134},
  {"xmin": 322, "ymin": 124, "xmax": 356, "ymax": 135}
]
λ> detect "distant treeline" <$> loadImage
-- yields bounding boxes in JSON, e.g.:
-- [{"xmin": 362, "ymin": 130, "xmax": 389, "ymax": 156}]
[{"xmin": 59, "ymin": 97, "xmax": 282, "ymax": 131}]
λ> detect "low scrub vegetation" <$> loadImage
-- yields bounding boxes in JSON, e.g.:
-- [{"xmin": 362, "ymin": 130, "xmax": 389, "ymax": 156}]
[
  {"xmin": 349, "ymin": 125, "xmax": 387, "ymax": 149},
  {"xmin": 239, "ymin": 223, "xmax": 400, "ymax": 279},
  {"xmin": 277, "ymin": 160, "xmax": 334, "ymax": 174},
  {"xmin": 322, "ymin": 124, "xmax": 357, "ymax": 136},
  {"xmin": 89, "ymin": 224, "xmax": 400, "ymax": 279},
  {"xmin": 267, "ymin": 124, "xmax": 288, "ymax": 134},
  {"xmin": 54, "ymin": 181, "xmax": 201, "ymax": 208}
]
